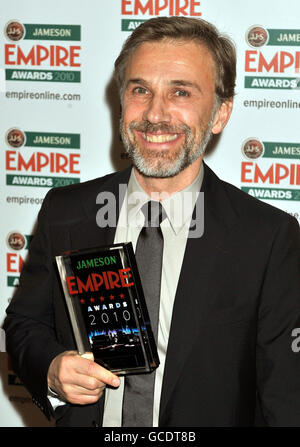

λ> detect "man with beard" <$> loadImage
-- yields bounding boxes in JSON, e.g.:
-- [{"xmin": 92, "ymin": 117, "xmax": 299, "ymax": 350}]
[{"xmin": 4, "ymin": 17, "xmax": 300, "ymax": 427}]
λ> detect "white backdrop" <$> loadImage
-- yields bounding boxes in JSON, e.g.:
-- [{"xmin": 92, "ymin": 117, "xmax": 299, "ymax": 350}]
[{"xmin": 0, "ymin": 0, "xmax": 299, "ymax": 426}]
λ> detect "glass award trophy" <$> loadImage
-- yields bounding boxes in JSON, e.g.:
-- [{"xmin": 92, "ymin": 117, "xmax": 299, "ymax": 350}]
[{"xmin": 55, "ymin": 243, "xmax": 159, "ymax": 375}]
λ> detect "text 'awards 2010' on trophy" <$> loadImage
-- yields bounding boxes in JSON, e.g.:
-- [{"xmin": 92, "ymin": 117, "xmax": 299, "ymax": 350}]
[{"xmin": 55, "ymin": 242, "xmax": 160, "ymax": 375}]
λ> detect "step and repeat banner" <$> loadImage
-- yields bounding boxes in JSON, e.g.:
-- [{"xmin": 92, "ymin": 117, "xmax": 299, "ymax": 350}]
[{"xmin": 0, "ymin": 0, "xmax": 299, "ymax": 427}]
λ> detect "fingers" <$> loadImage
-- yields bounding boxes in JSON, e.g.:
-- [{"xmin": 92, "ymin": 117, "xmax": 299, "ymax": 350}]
[
  {"xmin": 47, "ymin": 350, "xmax": 120, "ymax": 405},
  {"xmin": 80, "ymin": 357, "xmax": 121, "ymax": 388}
]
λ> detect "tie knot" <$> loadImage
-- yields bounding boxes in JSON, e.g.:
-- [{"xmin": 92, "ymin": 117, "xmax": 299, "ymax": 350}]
[{"xmin": 141, "ymin": 201, "xmax": 166, "ymax": 227}]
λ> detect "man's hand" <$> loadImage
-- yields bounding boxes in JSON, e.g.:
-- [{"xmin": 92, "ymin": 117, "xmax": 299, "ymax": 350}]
[{"xmin": 47, "ymin": 351, "xmax": 120, "ymax": 405}]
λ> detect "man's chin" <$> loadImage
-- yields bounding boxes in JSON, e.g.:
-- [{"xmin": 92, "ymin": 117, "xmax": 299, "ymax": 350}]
[
  {"xmin": 135, "ymin": 166, "xmax": 179, "ymax": 179},
  {"xmin": 129, "ymin": 151, "xmax": 191, "ymax": 178},
  {"xmin": 122, "ymin": 135, "xmax": 206, "ymax": 178}
]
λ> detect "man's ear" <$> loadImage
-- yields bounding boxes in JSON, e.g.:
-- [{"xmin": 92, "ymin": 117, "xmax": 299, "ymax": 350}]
[{"xmin": 211, "ymin": 98, "xmax": 233, "ymax": 135}]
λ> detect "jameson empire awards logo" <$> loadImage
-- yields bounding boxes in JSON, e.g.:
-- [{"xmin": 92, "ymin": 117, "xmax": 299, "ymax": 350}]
[
  {"xmin": 4, "ymin": 20, "xmax": 81, "ymax": 83},
  {"xmin": 5, "ymin": 127, "xmax": 81, "ymax": 187},
  {"xmin": 6, "ymin": 230, "xmax": 32, "ymax": 287},
  {"xmin": 240, "ymin": 138, "xmax": 300, "ymax": 201},
  {"xmin": 244, "ymin": 25, "xmax": 300, "ymax": 90},
  {"xmin": 121, "ymin": 0, "xmax": 201, "ymax": 31}
]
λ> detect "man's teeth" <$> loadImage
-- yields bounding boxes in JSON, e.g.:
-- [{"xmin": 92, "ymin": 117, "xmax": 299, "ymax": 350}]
[{"xmin": 143, "ymin": 133, "xmax": 178, "ymax": 143}]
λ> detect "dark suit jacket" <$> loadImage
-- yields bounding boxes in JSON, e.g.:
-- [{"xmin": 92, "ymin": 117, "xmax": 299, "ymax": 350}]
[{"xmin": 4, "ymin": 162, "xmax": 300, "ymax": 427}]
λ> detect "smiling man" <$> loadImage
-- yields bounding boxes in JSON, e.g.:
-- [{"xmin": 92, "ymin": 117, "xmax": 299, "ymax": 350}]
[
  {"xmin": 120, "ymin": 40, "xmax": 224, "ymax": 182},
  {"xmin": 4, "ymin": 17, "xmax": 300, "ymax": 427},
  {"xmin": 118, "ymin": 25, "xmax": 232, "ymax": 190}
]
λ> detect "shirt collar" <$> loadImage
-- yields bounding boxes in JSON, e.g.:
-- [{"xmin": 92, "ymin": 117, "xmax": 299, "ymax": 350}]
[{"xmin": 125, "ymin": 164, "xmax": 204, "ymax": 235}]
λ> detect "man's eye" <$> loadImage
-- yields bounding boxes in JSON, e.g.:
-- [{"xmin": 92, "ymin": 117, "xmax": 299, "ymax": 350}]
[
  {"xmin": 175, "ymin": 90, "xmax": 189, "ymax": 96},
  {"xmin": 133, "ymin": 87, "xmax": 148, "ymax": 94},
  {"xmin": 175, "ymin": 89, "xmax": 189, "ymax": 97}
]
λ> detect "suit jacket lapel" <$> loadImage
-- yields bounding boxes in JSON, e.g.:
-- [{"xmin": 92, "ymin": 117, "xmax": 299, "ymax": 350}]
[
  {"xmin": 69, "ymin": 167, "xmax": 132, "ymax": 250},
  {"xmin": 159, "ymin": 163, "xmax": 239, "ymax": 425}
]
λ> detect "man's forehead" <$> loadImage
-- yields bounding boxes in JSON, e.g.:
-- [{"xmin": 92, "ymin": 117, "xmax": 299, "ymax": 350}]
[{"xmin": 125, "ymin": 39, "xmax": 216, "ymax": 83}]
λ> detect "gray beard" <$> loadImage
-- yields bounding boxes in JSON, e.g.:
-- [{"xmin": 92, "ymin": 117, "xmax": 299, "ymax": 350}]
[{"xmin": 120, "ymin": 109, "xmax": 216, "ymax": 179}]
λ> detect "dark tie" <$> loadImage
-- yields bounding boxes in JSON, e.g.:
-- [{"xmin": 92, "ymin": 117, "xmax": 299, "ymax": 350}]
[{"xmin": 122, "ymin": 200, "xmax": 165, "ymax": 426}]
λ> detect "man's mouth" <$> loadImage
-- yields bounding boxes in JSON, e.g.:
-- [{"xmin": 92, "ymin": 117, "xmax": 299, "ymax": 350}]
[{"xmin": 142, "ymin": 133, "xmax": 179, "ymax": 143}]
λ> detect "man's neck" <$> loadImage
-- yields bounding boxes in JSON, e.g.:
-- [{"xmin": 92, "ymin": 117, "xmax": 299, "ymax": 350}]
[{"xmin": 133, "ymin": 157, "xmax": 203, "ymax": 198}]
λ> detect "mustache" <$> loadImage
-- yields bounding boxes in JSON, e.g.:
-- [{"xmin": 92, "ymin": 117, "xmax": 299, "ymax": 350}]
[{"xmin": 128, "ymin": 120, "xmax": 190, "ymax": 135}]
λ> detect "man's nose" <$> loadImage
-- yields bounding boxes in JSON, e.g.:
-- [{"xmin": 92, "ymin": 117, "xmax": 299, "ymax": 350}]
[{"xmin": 142, "ymin": 94, "xmax": 171, "ymax": 124}]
